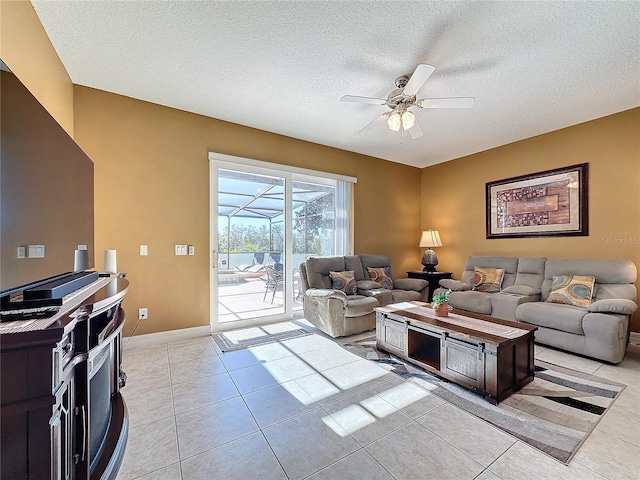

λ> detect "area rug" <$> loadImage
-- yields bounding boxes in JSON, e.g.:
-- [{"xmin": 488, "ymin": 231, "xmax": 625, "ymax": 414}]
[
  {"xmin": 212, "ymin": 323, "xmax": 311, "ymax": 352},
  {"xmin": 341, "ymin": 334, "xmax": 625, "ymax": 464}
]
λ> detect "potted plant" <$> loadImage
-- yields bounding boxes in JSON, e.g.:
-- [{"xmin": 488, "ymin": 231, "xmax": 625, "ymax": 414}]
[{"xmin": 431, "ymin": 289, "xmax": 451, "ymax": 317}]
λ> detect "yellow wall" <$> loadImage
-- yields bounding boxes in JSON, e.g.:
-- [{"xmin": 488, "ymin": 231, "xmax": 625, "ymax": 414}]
[
  {"xmin": 421, "ymin": 107, "xmax": 640, "ymax": 331},
  {"xmin": 0, "ymin": 0, "xmax": 74, "ymax": 134},
  {"xmin": 73, "ymin": 86, "xmax": 422, "ymax": 336},
  {"xmin": 5, "ymin": 2, "xmax": 638, "ymax": 335}
]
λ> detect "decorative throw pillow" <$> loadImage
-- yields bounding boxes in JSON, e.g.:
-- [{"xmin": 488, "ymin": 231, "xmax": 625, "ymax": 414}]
[
  {"xmin": 329, "ymin": 270, "xmax": 357, "ymax": 295},
  {"xmin": 367, "ymin": 267, "xmax": 393, "ymax": 290},
  {"xmin": 547, "ymin": 275, "xmax": 595, "ymax": 307},
  {"xmin": 472, "ymin": 267, "xmax": 505, "ymax": 293}
]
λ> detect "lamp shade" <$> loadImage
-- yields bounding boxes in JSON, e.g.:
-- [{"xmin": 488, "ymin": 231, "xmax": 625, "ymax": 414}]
[
  {"xmin": 387, "ymin": 112, "xmax": 401, "ymax": 132},
  {"xmin": 419, "ymin": 230, "xmax": 442, "ymax": 248},
  {"xmin": 402, "ymin": 111, "xmax": 416, "ymax": 130}
]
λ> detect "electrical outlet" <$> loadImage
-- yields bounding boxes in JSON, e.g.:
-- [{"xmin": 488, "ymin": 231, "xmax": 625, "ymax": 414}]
[{"xmin": 138, "ymin": 308, "xmax": 148, "ymax": 320}]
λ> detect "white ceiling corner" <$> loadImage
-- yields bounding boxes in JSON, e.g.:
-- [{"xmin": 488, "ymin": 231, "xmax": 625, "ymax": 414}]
[{"xmin": 30, "ymin": 1, "xmax": 640, "ymax": 168}]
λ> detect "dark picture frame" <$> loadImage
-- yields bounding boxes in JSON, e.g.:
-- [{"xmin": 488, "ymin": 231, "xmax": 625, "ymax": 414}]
[{"xmin": 486, "ymin": 163, "xmax": 588, "ymax": 239}]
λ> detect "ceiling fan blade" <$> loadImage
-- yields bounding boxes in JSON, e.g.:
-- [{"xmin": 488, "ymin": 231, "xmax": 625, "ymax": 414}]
[
  {"xmin": 403, "ymin": 64, "xmax": 436, "ymax": 97},
  {"xmin": 341, "ymin": 95, "xmax": 387, "ymax": 105},
  {"xmin": 354, "ymin": 112, "xmax": 390, "ymax": 137},
  {"xmin": 417, "ymin": 97, "xmax": 475, "ymax": 109},
  {"xmin": 408, "ymin": 120, "xmax": 424, "ymax": 140}
]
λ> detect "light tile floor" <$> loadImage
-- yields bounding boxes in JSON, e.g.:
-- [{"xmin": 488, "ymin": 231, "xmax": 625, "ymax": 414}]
[{"xmin": 117, "ymin": 329, "xmax": 640, "ymax": 480}]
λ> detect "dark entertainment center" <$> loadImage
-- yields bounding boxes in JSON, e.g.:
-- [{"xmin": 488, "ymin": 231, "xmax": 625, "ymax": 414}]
[
  {"xmin": 1, "ymin": 275, "xmax": 129, "ymax": 479},
  {"xmin": 1, "ymin": 63, "xmax": 129, "ymax": 478}
]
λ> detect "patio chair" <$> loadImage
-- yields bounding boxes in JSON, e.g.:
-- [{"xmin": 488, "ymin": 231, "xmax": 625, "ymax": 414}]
[
  {"xmin": 237, "ymin": 252, "xmax": 266, "ymax": 273},
  {"xmin": 268, "ymin": 252, "xmax": 284, "ymax": 272},
  {"xmin": 263, "ymin": 265, "xmax": 284, "ymax": 304}
]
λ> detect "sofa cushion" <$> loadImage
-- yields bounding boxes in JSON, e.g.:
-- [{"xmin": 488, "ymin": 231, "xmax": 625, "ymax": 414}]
[
  {"xmin": 360, "ymin": 254, "xmax": 396, "ymax": 281},
  {"xmin": 329, "ymin": 270, "xmax": 357, "ymax": 295},
  {"xmin": 345, "ymin": 255, "xmax": 366, "ymax": 281},
  {"xmin": 359, "ymin": 288, "xmax": 394, "ymax": 306},
  {"xmin": 542, "ymin": 258, "xmax": 637, "ymax": 301},
  {"xmin": 547, "ymin": 275, "xmax": 595, "ymax": 307},
  {"xmin": 501, "ymin": 285, "xmax": 541, "ymax": 296},
  {"xmin": 517, "ymin": 302, "xmax": 586, "ymax": 334},
  {"xmin": 356, "ymin": 280, "xmax": 382, "ymax": 290},
  {"xmin": 472, "ymin": 267, "xmax": 505, "ymax": 293},
  {"xmin": 306, "ymin": 257, "xmax": 346, "ymax": 289},
  {"xmin": 460, "ymin": 256, "xmax": 518, "ymax": 288},
  {"xmin": 449, "ymin": 291, "xmax": 492, "ymax": 315},
  {"xmin": 367, "ymin": 267, "xmax": 393, "ymax": 290},
  {"xmin": 391, "ymin": 289, "xmax": 422, "ymax": 303},
  {"xmin": 439, "ymin": 279, "xmax": 472, "ymax": 291},
  {"xmin": 393, "ymin": 278, "xmax": 428, "ymax": 291},
  {"xmin": 344, "ymin": 296, "xmax": 379, "ymax": 318},
  {"xmin": 513, "ymin": 257, "xmax": 546, "ymax": 291}
]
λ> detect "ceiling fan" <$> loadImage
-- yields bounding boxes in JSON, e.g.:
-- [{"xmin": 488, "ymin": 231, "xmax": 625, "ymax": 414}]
[{"xmin": 341, "ymin": 64, "xmax": 474, "ymax": 139}]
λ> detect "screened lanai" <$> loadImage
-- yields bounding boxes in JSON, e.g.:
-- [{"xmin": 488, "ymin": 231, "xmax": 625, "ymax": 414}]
[
  {"xmin": 215, "ymin": 168, "xmax": 337, "ymax": 322},
  {"xmin": 217, "ymin": 169, "xmax": 335, "ymax": 271}
]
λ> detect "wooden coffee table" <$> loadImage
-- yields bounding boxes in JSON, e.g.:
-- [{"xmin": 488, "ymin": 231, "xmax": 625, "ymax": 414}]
[{"xmin": 375, "ymin": 302, "xmax": 537, "ymax": 404}]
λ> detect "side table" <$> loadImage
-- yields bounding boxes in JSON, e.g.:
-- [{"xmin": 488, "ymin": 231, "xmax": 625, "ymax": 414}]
[{"xmin": 407, "ymin": 271, "xmax": 453, "ymax": 302}]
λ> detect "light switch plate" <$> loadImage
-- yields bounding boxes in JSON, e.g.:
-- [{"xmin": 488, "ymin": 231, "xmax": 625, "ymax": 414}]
[
  {"xmin": 17, "ymin": 246, "xmax": 26, "ymax": 258},
  {"xmin": 188, "ymin": 245, "xmax": 195, "ymax": 255},
  {"xmin": 28, "ymin": 245, "xmax": 45, "ymax": 258},
  {"xmin": 140, "ymin": 245, "xmax": 148, "ymax": 256},
  {"xmin": 175, "ymin": 244, "xmax": 187, "ymax": 256}
]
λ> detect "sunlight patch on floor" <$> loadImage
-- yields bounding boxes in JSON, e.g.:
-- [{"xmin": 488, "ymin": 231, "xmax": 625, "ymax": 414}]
[
  {"xmin": 279, "ymin": 379, "xmax": 318, "ymax": 406},
  {"xmin": 360, "ymin": 395, "xmax": 397, "ymax": 419},
  {"xmin": 322, "ymin": 405, "xmax": 375, "ymax": 437},
  {"xmin": 377, "ymin": 382, "xmax": 430, "ymax": 409},
  {"xmin": 295, "ymin": 373, "xmax": 341, "ymax": 402}
]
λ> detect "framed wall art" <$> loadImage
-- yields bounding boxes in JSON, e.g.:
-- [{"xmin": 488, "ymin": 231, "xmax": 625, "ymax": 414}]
[{"xmin": 486, "ymin": 163, "xmax": 588, "ymax": 239}]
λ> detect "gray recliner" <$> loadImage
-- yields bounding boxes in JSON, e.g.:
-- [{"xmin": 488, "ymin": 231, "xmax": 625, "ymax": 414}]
[{"xmin": 299, "ymin": 255, "xmax": 428, "ymax": 337}]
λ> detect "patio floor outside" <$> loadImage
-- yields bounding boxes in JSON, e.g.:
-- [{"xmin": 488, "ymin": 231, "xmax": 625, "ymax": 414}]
[{"xmin": 217, "ymin": 271, "xmax": 303, "ymax": 324}]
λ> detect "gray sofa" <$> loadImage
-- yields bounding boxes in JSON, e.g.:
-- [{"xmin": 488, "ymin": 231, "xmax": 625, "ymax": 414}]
[
  {"xmin": 436, "ymin": 256, "xmax": 546, "ymax": 320},
  {"xmin": 300, "ymin": 254, "xmax": 429, "ymax": 337},
  {"xmin": 434, "ymin": 256, "xmax": 638, "ymax": 364}
]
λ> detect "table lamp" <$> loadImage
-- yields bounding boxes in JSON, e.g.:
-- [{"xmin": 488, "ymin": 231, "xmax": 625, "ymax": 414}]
[{"xmin": 419, "ymin": 229, "xmax": 442, "ymax": 272}]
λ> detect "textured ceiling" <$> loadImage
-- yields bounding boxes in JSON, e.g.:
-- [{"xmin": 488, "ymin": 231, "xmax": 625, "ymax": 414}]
[{"xmin": 31, "ymin": 1, "xmax": 640, "ymax": 168}]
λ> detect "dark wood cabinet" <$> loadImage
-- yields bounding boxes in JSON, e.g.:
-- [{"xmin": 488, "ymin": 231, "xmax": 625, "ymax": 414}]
[
  {"xmin": 1, "ymin": 276, "xmax": 129, "ymax": 479},
  {"xmin": 406, "ymin": 271, "xmax": 453, "ymax": 302}
]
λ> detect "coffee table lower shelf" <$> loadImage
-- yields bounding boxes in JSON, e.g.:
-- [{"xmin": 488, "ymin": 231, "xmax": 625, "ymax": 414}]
[{"xmin": 376, "ymin": 307, "xmax": 536, "ymax": 404}]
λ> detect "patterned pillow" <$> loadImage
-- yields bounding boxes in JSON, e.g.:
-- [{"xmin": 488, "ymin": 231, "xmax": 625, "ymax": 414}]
[
  {"xmin": 547, "ymin": 275, "xmax": 595, "ymax": 307},
  {"xmin": 367, "ymin": 267, "xmax": 393, "ymax": 290},
  {"xmin": 329, "ymin": 270, "xmax": 357, "ymax": 295},
  {"xmin": 472, "ymin": 267, "xmax": 505, "ymax": 293}
]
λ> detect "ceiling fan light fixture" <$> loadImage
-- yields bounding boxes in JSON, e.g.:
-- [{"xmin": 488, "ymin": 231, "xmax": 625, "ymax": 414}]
[
  {"xmin": 387, "ymin": 112, "xmax": 401, "ymax": 132},
  {"xmin": 402, "ymin": 111, "xmax": 416, "ymax": 130}
]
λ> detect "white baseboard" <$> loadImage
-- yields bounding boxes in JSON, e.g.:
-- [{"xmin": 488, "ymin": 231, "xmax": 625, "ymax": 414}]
[
  {"xmin": 123, "ymin": 325, "xmax": 211, "ymax": 350},
  {"xmin": 630, "ymin": 331, "xmax": 640, "ymax": 346}
]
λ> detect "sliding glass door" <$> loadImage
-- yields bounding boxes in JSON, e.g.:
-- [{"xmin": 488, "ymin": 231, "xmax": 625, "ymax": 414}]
[
  {"xmin": 210, "ymin": 154, "xmax": 353, "ymax": 332},
  {"xmin": 216, "ymin": 168, "xmax": 287, "ymax": 325}
]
